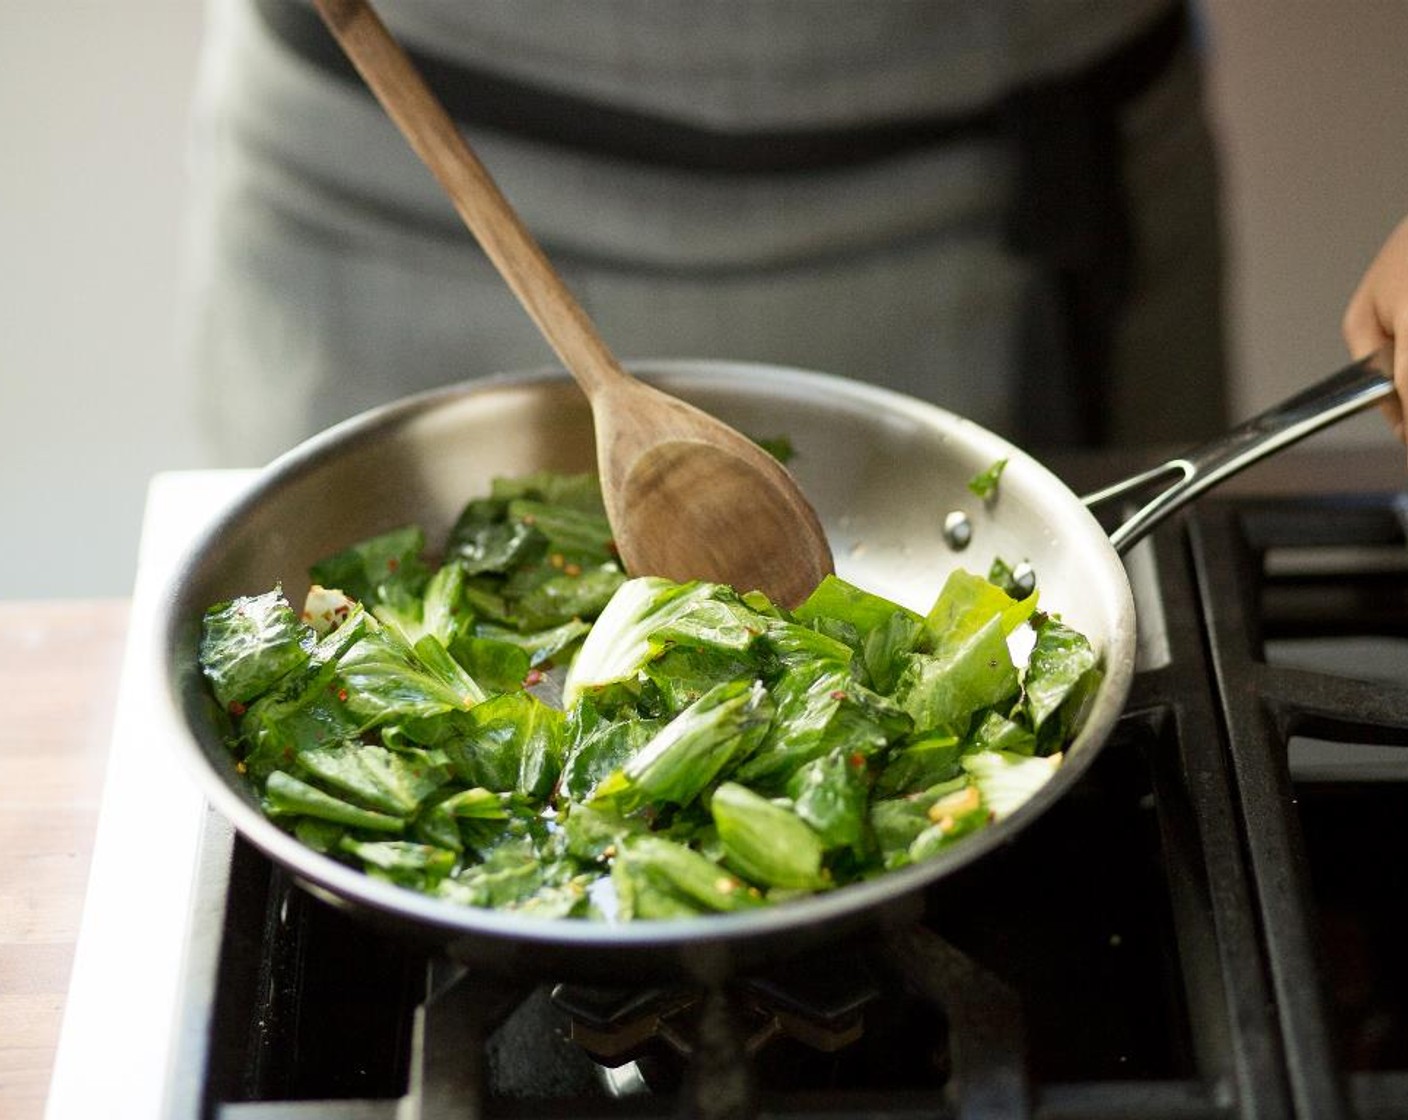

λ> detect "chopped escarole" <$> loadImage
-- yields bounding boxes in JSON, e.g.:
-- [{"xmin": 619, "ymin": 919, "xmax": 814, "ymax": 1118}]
[{"xmin": 198, "ymin": 472, "xmax": 1102, "ymax": 921}]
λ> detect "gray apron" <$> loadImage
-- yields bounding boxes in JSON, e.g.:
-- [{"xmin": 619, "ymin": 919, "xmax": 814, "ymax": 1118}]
[{"xmin": 181, "ymin": 0, "xmax": 1226, "ymax": 464}]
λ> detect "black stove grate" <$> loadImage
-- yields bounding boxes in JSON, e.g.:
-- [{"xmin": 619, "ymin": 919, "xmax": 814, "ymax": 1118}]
[
  {"xmin": 171, "ymin": 494, "xmax": 1408, "ymax": 1120},
  {"xmin": 1191, "ymin": 495, "xmax": 1408, "ymax": 1120}
]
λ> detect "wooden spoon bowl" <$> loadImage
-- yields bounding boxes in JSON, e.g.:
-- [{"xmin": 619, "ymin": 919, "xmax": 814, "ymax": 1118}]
[
  {"xmin": 311, "ymin": 0, "xmax": 834, "ymax": 606},
  {"xmin": 594, "ymin": 375, "xmax": 832, "ymax": 603}
]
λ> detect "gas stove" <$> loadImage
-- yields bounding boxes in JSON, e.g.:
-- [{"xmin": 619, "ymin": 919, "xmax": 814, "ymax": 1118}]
[{"xmin": 45, "ymin": 459, "xmax": 1408, "ymax": 1119}]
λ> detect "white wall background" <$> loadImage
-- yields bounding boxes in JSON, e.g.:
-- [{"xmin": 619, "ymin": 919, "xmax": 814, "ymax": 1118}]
[
  {"xmin": 1204, "ymin": 1, "xmax": 1408, "ymax": 431},
  {"xmin": 1, "ymin": 1, "xmax": 1405, "ymax": 599},
  {"xmin": 1, "ymin": 3, "xmax": 210, "ymax": 599}
]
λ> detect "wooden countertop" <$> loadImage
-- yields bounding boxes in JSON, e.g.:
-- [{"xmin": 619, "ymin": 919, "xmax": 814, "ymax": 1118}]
[{"xmin": 0, "ymin": 600, "xmax": 129, "ymax": 1120}]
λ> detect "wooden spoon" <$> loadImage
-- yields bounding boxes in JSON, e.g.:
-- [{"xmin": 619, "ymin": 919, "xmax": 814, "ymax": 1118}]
[{"xmin": 311, "ymin": 0, "xmax": 834, "ymax": 607}]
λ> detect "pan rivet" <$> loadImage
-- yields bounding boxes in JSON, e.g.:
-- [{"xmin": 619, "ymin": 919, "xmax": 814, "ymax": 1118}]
[
  {"xmin": 943, "ymin": 510, "xmax": 972, "ymax": 550},
  {"xmin": 1012, "ymin": 561, "xmax": 1036, "ymax": 598}
]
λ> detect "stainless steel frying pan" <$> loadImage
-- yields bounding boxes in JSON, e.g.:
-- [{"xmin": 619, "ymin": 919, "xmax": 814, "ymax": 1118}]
[{"xmin": 158, "ymin": 354, "xmax": 1392, "ymax": 982}]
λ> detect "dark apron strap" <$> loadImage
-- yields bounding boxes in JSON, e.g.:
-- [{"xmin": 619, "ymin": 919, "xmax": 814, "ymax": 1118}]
[
  {"xmin": 1006, "ymin": 6, "xmax": 1190, "ymax": 447},
  {"xmin": 254, "ymin": 0, "xmax": 1183, "ymax": 179},
  {"xmin": 253, "ymin": 0, "xmax": 1007, "ymax": 174}
]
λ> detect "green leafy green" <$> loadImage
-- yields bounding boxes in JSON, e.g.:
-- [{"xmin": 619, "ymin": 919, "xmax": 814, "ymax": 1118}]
[
  {"xmin": 199, "ymin": 588, "xmax": 311, "ymax": 708},
  {"xmin": 336, "ymin": 628, "xmax": 478, "ymax": 729},
  {"xmin": 753, "ymin": 434, "xmax": 795, "ymax": 464},
  {"xmin": 198, "ymin": 471, "xmax": 1104, "ymax": 922},
  {"xmin": 339, "ymin": 837, "xmax": 456, "ymax": 890},
  {"xmin": 562, "ymin": 577, "xmax": 728, "ymax": 705},
  {"xmin": 711, "ymin": 782, "xmax": 829, "ymax": 890},
  {"xmin": 415, "ymin": 786, "xmax": 509, "ymax": 852},
  {"xmin": 440, "ymin": 691, "xmax": 565, "ymax": 799},
  {"xmin": 961, "ymin": 749, "xmax": 1062, "ymax": 819},
  {"xmin": 966, "ymin": 710, "xmax": 1038, "ymax": 756},
  {"xmin": 264, "ymin": 770, "xmax": 405, "ymax": 833},
  {"xmin": 967, "ymin": 457, "xmax": 1008, "ymax": 501},
  {"xmin": 1023, "ymin": 615, "xmax": 1102, "ymax": 750},
  {"xmin": 297, "ymin": 742, "xmax": 449, "ymax": 817},
  {"xmin": 874, "ymin": 731, "xmax": 964, "ymax": 797},
  {"xmin": 559, "ymin": 705, "xmax": 662, "ymax": 802},
  {"xmin": 907, "ymin": 784, "xmax": 991, "ymax": 860},
  {"xmin": 734, "ymin": 661, "xmax": 907, "ymax": 791},
  {"xmin": 892, "ymin": 616, "xmax": 1019, "ymax": 735},
  {"xmin": 591, "ymin": 679, "xmax": 773, "ymax": 812},
  {"xmin": 447, "ymin": 501, "xmax": 545, "ymax": 575},
  {"xmin": 794, "ymin": 574, "xmax": 925, "ymax": 638},
  {"xmin": 309, "ymin": 525, "xmax": 430, "ymax": 633},
  {"xmin": 612, "ymin": 834, "xmax": 762, "ymax": 917},
  {"xmin": 234, "ymin": 606, "xmax": 373, "ymax": 778},
  {"xmin": 925, "ymin": 568, "xmax": 1036, "ymax": 650},
  {"xmin": 786, "ymin": 748, "xmax": 871, "ymax": 850}
]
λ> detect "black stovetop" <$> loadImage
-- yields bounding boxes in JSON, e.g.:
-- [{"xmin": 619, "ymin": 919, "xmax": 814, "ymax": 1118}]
[{"xmin": 169, "ymin": 493, "xmax": 1408, "ymax": 1120}]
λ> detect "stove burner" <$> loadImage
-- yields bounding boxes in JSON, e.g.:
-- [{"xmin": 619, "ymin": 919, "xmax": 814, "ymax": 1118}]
[
  {"xmin": 551, "ymin": 985, "xmax": 700, "ymax": 1065},
  {"xmin": 551, "ymin": 954, "xmax": 880, "ymax": 1066}
]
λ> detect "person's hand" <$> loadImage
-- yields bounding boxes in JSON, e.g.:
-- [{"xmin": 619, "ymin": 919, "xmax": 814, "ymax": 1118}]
[{"xmin": 1343, "ymin": 216, "xmax": 1408, "ymax": 444}]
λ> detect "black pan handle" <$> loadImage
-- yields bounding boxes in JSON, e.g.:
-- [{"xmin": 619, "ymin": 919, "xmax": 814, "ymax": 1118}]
[{"xmin": 1083, "ymin": 349, "xmax": 1395, "ymax": 553}]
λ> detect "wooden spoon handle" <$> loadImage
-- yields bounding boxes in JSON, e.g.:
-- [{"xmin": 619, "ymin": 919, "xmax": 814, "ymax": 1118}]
[{"xmin": 311, "ymin": 0, "xmax": 627, "ymax": 398}]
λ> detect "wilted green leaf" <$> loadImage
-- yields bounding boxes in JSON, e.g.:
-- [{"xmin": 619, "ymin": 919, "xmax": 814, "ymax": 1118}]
[
  {"xmin": 200, "ymin": 588, "xmax": 312, "ymax": 708},
  {"xmin": 263, "ymin": 769, "xmax": 405, "ymax": 833},
  {"xmin": 592, "ymin": 679, "xmax": 773, "ymax": 812},
  {"xmin": 893, "ymin": 616, "xmax": 1019, "ymax": 735},
  {"xmin": 711, "ymin": 782, "xmax": 828, "ymax": 890}
]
